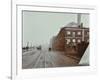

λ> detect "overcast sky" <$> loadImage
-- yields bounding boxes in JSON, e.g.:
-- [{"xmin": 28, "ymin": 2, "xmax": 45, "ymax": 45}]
[{"xmin": 22, "ymin": 11, "xmax": 89, "ymax": 47}]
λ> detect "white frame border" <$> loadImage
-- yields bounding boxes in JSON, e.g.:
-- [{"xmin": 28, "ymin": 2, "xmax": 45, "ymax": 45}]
[{"xmin": 12, "ymin": 2, "xmax": 97, "ymax": 80}]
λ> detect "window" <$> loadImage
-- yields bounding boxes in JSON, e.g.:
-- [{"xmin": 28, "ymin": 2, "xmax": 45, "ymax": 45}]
[
  {"xmin": 72, "ymin": 39, "xmax": 76, "ymax": 42},
  {"xmin": 72, "ymin": 32, "xmax": 76, "ymax": 37},
  {"xmin": 67, "ymin": 31, "xmax": 71, "ymax": 35},
  {"xmin": 77, "ymin": 31, "xmax": 81, "ymax": 35},
  {"xmin": 77, "ymin": 39, "xmax": 81, "ymax": 43},
  {"xmin": 66, "ymin": 42, "xmax": 69, "ymax": 44},
  {"xmin": 67, "ymin": 39, "xmax": 71, "ymax": 42},
  {"xmin": 66, "ymin": 39, "xmax": 71, "ymax": 44}
]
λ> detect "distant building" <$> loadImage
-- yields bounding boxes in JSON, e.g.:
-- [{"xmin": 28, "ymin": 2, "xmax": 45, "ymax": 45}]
[
  {"xmin": 52, "ymin": 27, "xmax": 65, "ymax": 51},
  {"xmin": 51, "ymin": 22, "xmax": 89, "ymax": 60}
]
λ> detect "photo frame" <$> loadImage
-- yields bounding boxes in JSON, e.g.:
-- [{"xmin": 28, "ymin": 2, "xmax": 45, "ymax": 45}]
[{"xmin": 11, "ymin": 0, "xmax": 97, "ymax": 80}]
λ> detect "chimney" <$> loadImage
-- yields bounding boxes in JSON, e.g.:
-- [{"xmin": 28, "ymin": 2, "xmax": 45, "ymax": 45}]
[
  {"xmin": 80, "ymin": 23, "xmax": 83, "ymax": 28},
  {"xmin": 77, "ymin": 13, "xmax": 81, "ymax": 27}
]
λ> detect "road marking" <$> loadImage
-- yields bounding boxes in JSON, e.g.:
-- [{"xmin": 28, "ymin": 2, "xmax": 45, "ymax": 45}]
[{"xmin": 34, "ymin": 51, "xmax": 44, "ymax": 68}]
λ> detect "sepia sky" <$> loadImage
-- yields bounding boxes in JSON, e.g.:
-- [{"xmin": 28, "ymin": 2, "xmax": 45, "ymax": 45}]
[{"xmin": 22, "ymin": 11, "xmax": 89, "ymax": 47}]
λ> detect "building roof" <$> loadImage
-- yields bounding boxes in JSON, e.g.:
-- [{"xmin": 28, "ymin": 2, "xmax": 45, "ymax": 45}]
[{"xmin": 61, "ymin": 22, "xmax": 89, "ymax": 30}]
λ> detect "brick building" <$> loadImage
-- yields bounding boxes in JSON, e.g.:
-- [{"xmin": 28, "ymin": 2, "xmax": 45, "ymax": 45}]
[{"xmin": 51, "ymin": 23, "xmax": 89, "ymax": 60}]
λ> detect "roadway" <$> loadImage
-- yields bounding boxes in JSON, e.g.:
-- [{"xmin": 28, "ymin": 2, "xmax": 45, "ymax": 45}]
[{"xmin": 22, "ymin": 49, "xmax": 78, "ymax": 69}]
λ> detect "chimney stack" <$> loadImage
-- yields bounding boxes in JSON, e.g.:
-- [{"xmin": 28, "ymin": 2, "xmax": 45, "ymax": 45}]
[
  {"xmin": 77, "ymin": 13, "xmax": 81, "ymax": 27},
  {"xmin": 80, "ymin": 23, "xmax": 83, "ymax": 28}
]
